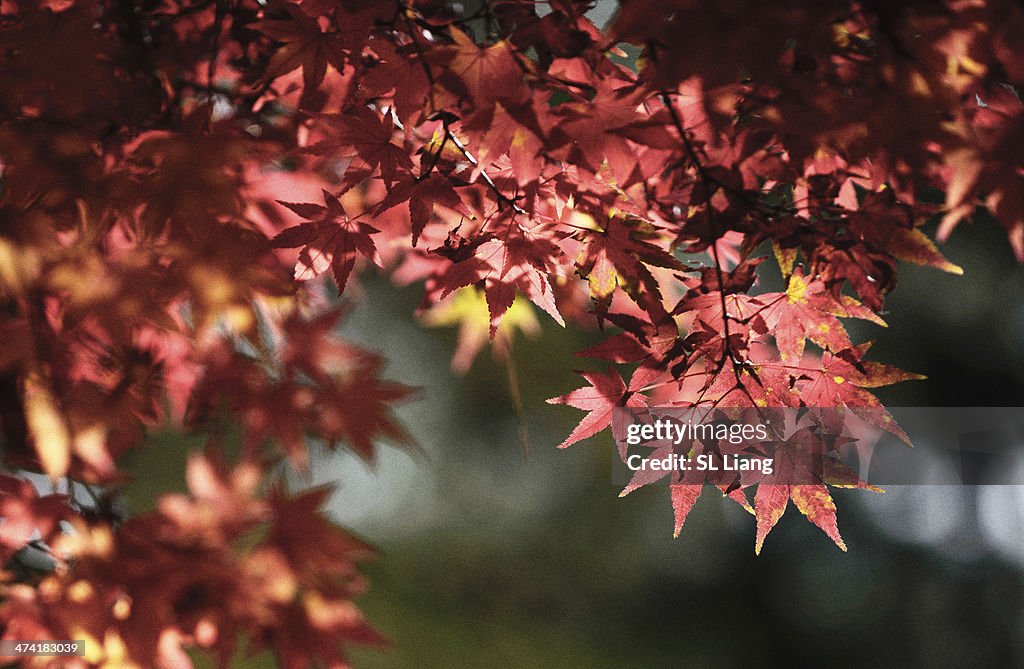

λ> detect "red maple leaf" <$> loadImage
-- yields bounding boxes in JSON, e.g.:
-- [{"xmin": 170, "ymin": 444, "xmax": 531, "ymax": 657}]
[
  {"xmin": 546, "ymin": 368, "xmax": 647, "ymax": 449},
  {"xmin": 756, "ymin": 269, "xmax": 885, "ymax": 363},
  {"xmin": 433, "ymin": 221, "xmax": 566, "ymax": 334},
  {"xmin": 340, "ymin": 108, "xmax": 415, "ymax": 189},
  {"xmin": 273, "ymin": 189, "xmax": 381, "ymax": 292},
  {"xmin": 259, "ymin": 5, "xmax": 346, "ymax": 96},
  {"xmin": 433, "ymin": 28, "xmax": 528, "ymax": 109},
  {"xmin": 360, "ymin": 40, "xmax": 434, "ymax": 123},
  {"xmin": 753, "ymin": 483, "xmax": 848, "ymax": 555},
  {"xmin": 573, "ymin": 215, "xmax": 684, "ymax": 315},
  {"xmin": 793, "ymin": 344, "xmax": 924, "ymax": 444},
  {"xmin": 376, "ymin": 174, "xmax": 470, "ymax": 247}
]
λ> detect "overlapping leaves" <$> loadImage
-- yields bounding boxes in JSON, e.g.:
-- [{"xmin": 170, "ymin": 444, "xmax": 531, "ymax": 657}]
[{"xmin": 1, "ymin": 1, "xmax": 1023, "ymax": 665}]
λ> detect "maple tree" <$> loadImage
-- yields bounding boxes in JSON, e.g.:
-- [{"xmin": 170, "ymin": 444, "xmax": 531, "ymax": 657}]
[{"xmin": 0, "ymin": 0, "xmax": 1022, "ymax": 666}]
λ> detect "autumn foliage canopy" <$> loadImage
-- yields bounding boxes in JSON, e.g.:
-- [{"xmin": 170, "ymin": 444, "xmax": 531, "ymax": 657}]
[{"xmin": 0, "ymin": 0, "xmax": 1023, "ymax": 666}]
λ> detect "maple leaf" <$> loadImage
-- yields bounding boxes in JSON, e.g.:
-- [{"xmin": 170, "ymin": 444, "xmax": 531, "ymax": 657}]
[
  {"xmin": 793, "ymin": 344, "xmax": 924, "ymax": 445},
  {"xmin": 575, "ymin": 332, "xmax": 653, "ymax": 364},
  {"xmin": 327, "ymin": 354, "xmax": 417, "ymax": 461},
  {"xmin": 281, "ymin": 312, "xmax": 417, "ymax": 463},
  {"xmin": 748, "ymin": 424, "xmax": 884, "ymax": 553},
  {"xmin": 433, "ymin": 28, "xmax": 529, "ymax": 109},
  {"xmin": 461, "ymin": 100, "xmax": 548, "ymax": 185},
  {"xmin": 264, "ymin": 486, "xmax": 385, "ymax": 665},
  {"xmin": 851, "ymin": 190, "xmax": 964, "ymax": 275},
  {"xmin": 753, "ymin": 483, "xmax": 790, "ymax": 554},
  {"xmin": 547, "ymin": 369, "xmax": 647, "ymax": 449},
  {"xmin": 259, "ymin": 5, "xmax": 347, "ymax": 97},
  {"xmin": 754, "ymin": 483, "xmax": 847, "ymax": 555},
  {"xmin": 335, "ymin": 107, "xmax": 415, "ymax": 189},
  {"xmin": 573, "ymin": 214, "xmax": 685, "ymax": 316},
  {"xmin": 808, "ymin": 240, "xmax": 897, "ymax": 312},
  {"xmin": 273, "ymin": 189, "xmax": 381, "ymax": 292},
  {"xmin": 268, "ymin": 484, "xmax": 376, "ymax": 576},
  {"xmin": 671, "ymin": 286, "xmax": 765, "ymax": 374},
  {"xmin": 191, "ymin": 310, "xmax": 414, "ymax": 467},
  {"xmin": 619, "ymin": 435, "xmax": 719, "ymax": 538},
  {"xmin": 376, "ymin": 174, "xmax": 470, "ymax": 247},
  {"xmin": 360, "ymin": 41, "xmax": 434, "ymax": 124},
  {"xmin": 618, "ymin": 413, "xmax": 771, "ymax": 539},
  {"xmin": 756, "ymin": 270, "xmax": 885, "ymax": 363},
  {"xmin": 432, "ymin": 221, "xmax": 566, "ymax": 334},
  {"xmin": 551, "ymin": 86, "xmax": 651, "ymax": 184},
  {"xmin": 498, "ymin": 1, "xmax": 596, "ymax": 67}
]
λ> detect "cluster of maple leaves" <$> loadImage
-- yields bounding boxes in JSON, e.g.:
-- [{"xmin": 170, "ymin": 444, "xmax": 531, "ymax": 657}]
[{"xmin": 0, "ymin": 0, "xmax": 1022, "ymax": 666}]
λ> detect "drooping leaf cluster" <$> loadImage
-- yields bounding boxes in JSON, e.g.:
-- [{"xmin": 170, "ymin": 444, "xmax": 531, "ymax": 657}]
[{"xmin": 0, "ymin": 0, "xmax": 1022, "ymax": 665}]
